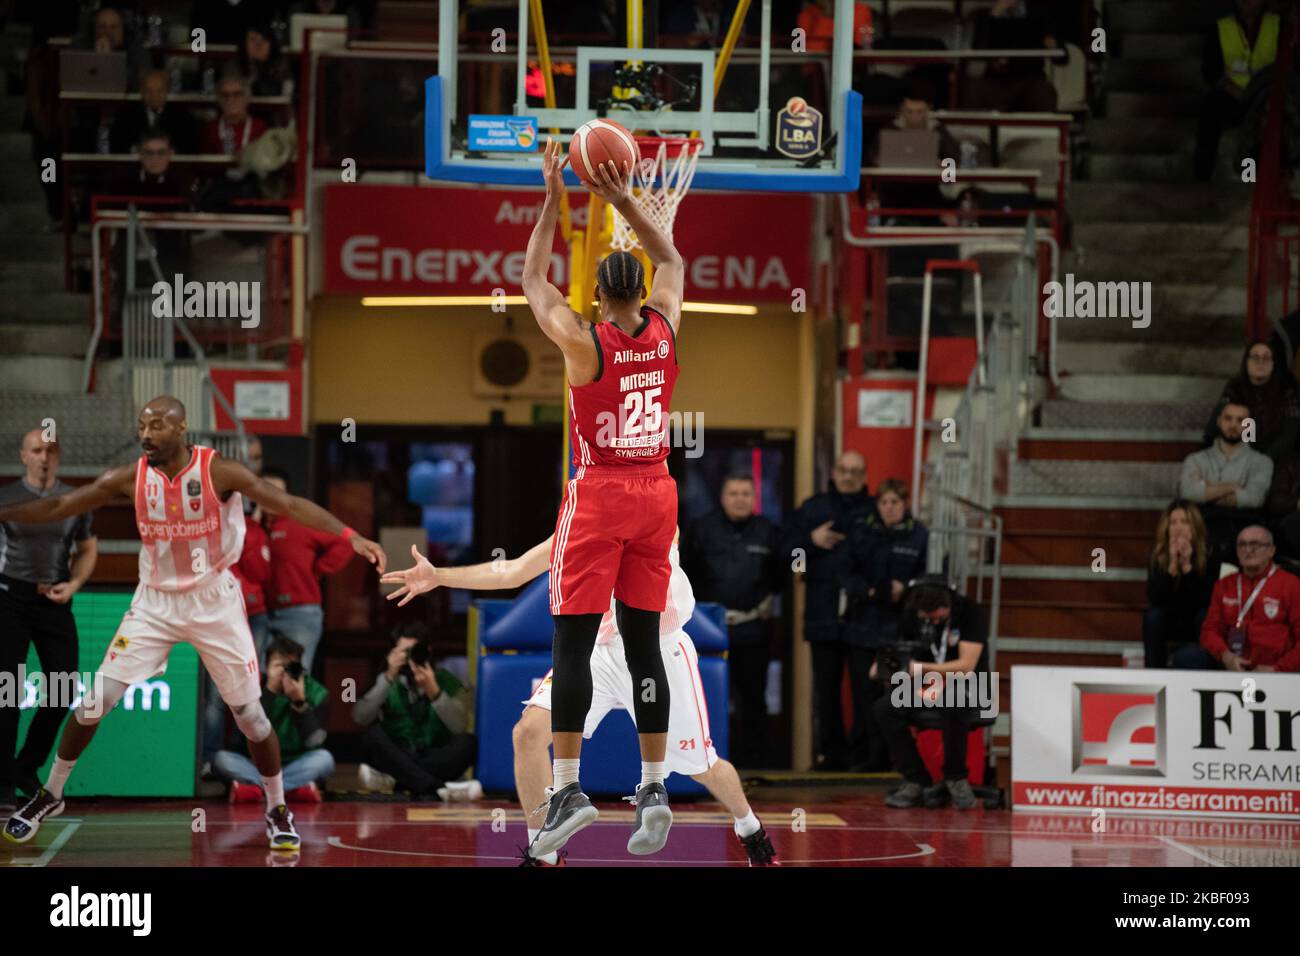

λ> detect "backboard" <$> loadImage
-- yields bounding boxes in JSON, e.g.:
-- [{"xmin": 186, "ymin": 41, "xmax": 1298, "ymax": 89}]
[{"xmin": 425, "ymin": 0, "xmax": 862, "ymax": 192}]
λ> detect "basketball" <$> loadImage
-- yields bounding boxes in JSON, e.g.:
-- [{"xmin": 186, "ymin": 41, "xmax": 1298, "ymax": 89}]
[{"xmin": 569, "ymin": 119, "xmax": 641, "ymax": 186}]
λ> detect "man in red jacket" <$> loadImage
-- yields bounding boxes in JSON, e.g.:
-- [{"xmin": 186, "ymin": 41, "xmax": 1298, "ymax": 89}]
[
  {"xmin": 1174, "ymin": 525, "xmax": 1300, "ymax": 672},
  {"xmin": 263, "ymin": 469, "xmax": 353, "ymax": 673}
]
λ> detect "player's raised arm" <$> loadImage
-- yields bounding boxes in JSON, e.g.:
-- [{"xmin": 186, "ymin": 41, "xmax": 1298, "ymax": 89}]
[
  {"xmin": 381, "ymin": 536, "xmax": 554, "ymax": 606},
  {"xmin": 588, "ymin": 159, "xmax": 684, "ymax": 331},
  {"xmin": 0, "ymin": 463, "xmax": 133, "ymax": 525},
  {"xmin": 522, "ymin": 140, "xmax": 599, "ymax": 376},
  {"xmin": 210, "ymin": 456, "xmax": 387, "ymax": 573}
]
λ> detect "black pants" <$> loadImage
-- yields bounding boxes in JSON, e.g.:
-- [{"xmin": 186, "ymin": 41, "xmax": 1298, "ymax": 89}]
[
  {"xmin": 872, "ymin": 695, "xmax": 977, "ymax": 785},
  {"xmin": 728, "ymin": 642, "xmax": 769, "ymax": 768},
  {"xmin": 0, "ymin": 578, "xmax": 79, "ymax": 792},
  {"xmin": 1143, "ymin": 606, "xmax": 1207, "ymax": 669},
  {"xmin": 810, "ymin": 641, "xmax": 881, "ymax": 767},
  {"xmin": 1195, "ymin": 88, "xmax": 1244, "ymax": 181},
  {"xmin": 360, "ymin": 724, "xmax": 476, "ymax": 795}
]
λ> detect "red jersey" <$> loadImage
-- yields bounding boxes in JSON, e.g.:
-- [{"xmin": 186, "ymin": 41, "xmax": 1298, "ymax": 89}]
[
  {"xmin": 265, "ymin": 514, "xmax": 353, "ymax": 609},
  {"xmin": 230, "ymin": 516, "xmax": 272, "ymax": 616},
  {"xmin": 134, "ymin": 445, "xmax": 245, "ymax": 591},
  {"xmin": 568, "ymin": 306, "xmax": 679, "ymax": 470},
  {"xmin": 1201, "ymin": 564, "xmax": 1300, "ymax": 671}
]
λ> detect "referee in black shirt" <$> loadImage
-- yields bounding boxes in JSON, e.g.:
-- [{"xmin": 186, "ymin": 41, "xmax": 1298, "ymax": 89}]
[{"xmin": 0, "ymin": 429, "xmax": 98, "ymax": 810}]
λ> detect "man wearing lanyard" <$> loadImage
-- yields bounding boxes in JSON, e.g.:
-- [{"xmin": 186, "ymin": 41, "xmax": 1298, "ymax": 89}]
[
  {"xmin": 1174, "ymin": 526, "xmax": 1300, "ymax": 672},
  {"xmin": 0, "ymin": 430, "xmax": 98, "ymax": 811},
  {"xmin": 869, "ymin": 576, "xmax": 989, "ymax": 811}
]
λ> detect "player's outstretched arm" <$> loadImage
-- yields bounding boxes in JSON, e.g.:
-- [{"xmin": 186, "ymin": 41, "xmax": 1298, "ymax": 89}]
[
  {"xmin": 0, "ymin": 463, "xmax": 133, "ymax": 525},
  {"xmin": 381, "ymin": 536, "xmax": 553, "ymax": 606},
  {"xmin": 588, "ymin": 159, "xmax": 684, "ymax": 330},
  {"xmin": 211, "ymin": 456, "xmax": 387, "ymax": 573}
]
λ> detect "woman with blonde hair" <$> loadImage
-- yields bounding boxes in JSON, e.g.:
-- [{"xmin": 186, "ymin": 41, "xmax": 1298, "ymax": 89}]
[{"xmin": 1144, "ymin": 500, "xmax": 1217, "ymax": 667}]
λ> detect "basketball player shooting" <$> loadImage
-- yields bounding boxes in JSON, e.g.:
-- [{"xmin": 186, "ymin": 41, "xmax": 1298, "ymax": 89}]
[
  {"xmin": 0, "ymin": 396, "xmax": 385, "ymax": 850},
  {"xmin": 519, "ymin": 138, "xmax": 684, "ymax": 858},
  {"xmin": 381, "ymin": 533, "xmax": 779, "ymax": 866}
]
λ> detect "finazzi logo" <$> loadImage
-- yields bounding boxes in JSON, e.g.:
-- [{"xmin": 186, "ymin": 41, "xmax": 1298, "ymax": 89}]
[{"xmin": 1071, "ymin": 683, "xmax": 1167, "ymax": 777}]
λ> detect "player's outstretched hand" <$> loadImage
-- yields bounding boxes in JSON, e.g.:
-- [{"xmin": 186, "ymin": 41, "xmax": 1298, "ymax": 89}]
[
  {"xmin": 351, "ymin": 534, "xmax": 387, "ymax": 575},
  {"xmin": 588, "ymin": 158, "xmax": 632, "ymax": 205},
  {"xmin": 380, "ymin": 544, "xmax": 440, "ymax": 607},
  {"xmin": 542, "ymin": 136, "xmax": 569, "ymax": 199}
]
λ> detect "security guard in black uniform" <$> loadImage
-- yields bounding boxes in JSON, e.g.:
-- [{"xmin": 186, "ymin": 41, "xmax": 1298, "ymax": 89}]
[
  {"xmin": 779, "ymin": 451, "xmax": 874, "ymax": 771},
  {"xmin": 682, "ymin": 474, "xmax": 780, "ymax": 768}
]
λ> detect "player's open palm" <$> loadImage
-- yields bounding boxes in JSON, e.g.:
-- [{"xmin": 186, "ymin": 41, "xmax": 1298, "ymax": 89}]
[
  {"xmin": 381, "ymin": 544, "xmax": 441, "ymax": 606},
  {"xmin": 588, "ymin": 158, "xmax": 632, "ymax": 205},
  {"xmin": 542, "ymin": 137, "xmax": 569, "ymax": 199}
]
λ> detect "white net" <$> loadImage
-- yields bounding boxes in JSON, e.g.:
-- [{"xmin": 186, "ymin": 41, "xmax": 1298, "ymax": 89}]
[{"xmin": 609, "ymin": 138, "xmax": 703, "ymax": 252}]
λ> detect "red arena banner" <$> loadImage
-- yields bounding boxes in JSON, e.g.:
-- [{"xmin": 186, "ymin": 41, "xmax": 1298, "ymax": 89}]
[{"xmin": 322, "ymin": 184, "xmax": 812, "ymax": 302}]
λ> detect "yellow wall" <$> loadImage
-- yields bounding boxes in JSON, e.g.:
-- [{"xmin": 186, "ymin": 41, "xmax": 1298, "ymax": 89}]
[{"xmin": 309, "ymin": 297, "xmax": 805, "ymax": 429}]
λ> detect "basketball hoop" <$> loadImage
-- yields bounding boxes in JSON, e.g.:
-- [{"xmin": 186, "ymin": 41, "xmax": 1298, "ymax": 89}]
[{"xmin": 609, "ymin": 136, "xmax": 703, "ymax": 253}]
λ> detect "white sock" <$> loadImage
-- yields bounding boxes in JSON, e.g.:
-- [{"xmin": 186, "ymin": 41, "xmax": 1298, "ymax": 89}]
[
  {"xmin": 734, "ymin": 811, "xmax": 761, "ymax": 838},
  {"xmin": 640, "ymin": 761, "xmax": 666, "ymax": 789},
  {"xmin": 526, "ymin": 827, "xmax": 559, "ymax": 864},
  {"xmin": 262, "ymin": 772, "xmax": 285, "ymax": 810},
  {"xmin": 553, "ymin": 758, "xmax": 580, "ymax": 789},
  {"xmin": 45, "ymin": 757, "xmax": 77, "ymax": 800}
]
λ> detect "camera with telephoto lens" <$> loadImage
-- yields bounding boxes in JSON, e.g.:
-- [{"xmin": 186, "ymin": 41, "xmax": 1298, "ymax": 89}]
[
  {"xmin": 283, "ymin": 660, "xmax": 304, "ymax": 681},
  {"xmin": 872, "ymin": 575, "xmax": 955, "ymax": 683}
]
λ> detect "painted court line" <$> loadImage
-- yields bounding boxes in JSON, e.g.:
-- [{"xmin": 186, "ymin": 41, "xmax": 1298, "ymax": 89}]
[
  {"xmin": 406, "ymin": 808, "xmax": 847, "ymax": 826},
  {"xmin": 4, "ymin": 819, "xmax": 82, "ymax": 867}
]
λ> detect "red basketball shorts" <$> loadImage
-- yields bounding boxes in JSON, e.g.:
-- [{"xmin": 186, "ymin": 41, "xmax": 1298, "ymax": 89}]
[{"xmin": 549, "ymin": 463, "xmax": 678, "ymax": 616}]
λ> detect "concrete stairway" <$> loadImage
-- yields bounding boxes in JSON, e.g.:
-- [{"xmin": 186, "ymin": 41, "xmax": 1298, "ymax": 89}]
[{"xmin": 990, "ymin": 0, "xmax": 1249, "ymax": 710}]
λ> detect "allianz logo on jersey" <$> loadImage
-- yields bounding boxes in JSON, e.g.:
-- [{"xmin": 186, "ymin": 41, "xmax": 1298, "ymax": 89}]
[{"xmin": 613, "ymin": 340, "xmax": 670, "ymax": 365}]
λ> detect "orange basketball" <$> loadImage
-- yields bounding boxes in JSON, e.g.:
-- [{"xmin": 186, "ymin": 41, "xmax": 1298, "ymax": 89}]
[{"xmin": 569, "ymin": 119, "xmax": 640, "ymax": 187}]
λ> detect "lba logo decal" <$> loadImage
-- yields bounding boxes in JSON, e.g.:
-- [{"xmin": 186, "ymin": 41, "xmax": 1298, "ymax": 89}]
[{"xmin": 1071, "ymin": 683, "xmax": 1166, "ymax": 777}]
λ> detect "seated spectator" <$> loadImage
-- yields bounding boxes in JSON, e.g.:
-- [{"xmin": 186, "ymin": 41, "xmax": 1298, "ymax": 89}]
[
  {"xmin": 1172, "ymin": 526, "xmax": 1300, "ymax": 672},
  {"xmin": 871, "ymin": 577, "xmax": 989, "ymax": 809},
  {"xmin": 841, "ymin": 478, "xmax": 928, "ymax": 770},
  {"xmin": 352, "ymin": 623, "xmax": 479, "ymax": 801},
  {"xmin": 110, "ymin": 129, "xmax": 190, "ymax": 203},
  {"xmin": 872, "ymin": 82, "xmax": 962, "ymax": 227},
  {"xmin": 239, "ymin": 23, "xmax": 293, "ymax": 99},
  {"xmin": 1202, "ymin": 340, "xmax": 1299, "ymax": 464},
  {"xmin": 111, "ymin": 68, "xmax": 199, "ymax": 154},
  {"xmin": 963, "ymin": 0, "xmax": 1060, "ymax": 112},
  {"xmin": 1180, "ymin": 398, "xmax": 1274, "ymax": 562},
  {"xmin": 108, "ymin": 130, "xmax": 191, "ymax": 310},
  {"xmin": 1195, "ymin": 0, "xmax": 1279, "ymax": 182},
  {"xmin": 797, "ymin": 0, "xmax": 873, "ymax": 52},
  {"xmin": 213, "ymin": 635, "xmax": 336, "ymax": 803},
  {"xmin": 1144, "ymin": 500, "xmax": 1218, "ymax": 668},
  {"xmin": 199, "ymin": 68, "xmax": 269, "ymax": 156},
  {"xmin": 74, "ymin": 4, "xmax": 146, "ymax": 89}
]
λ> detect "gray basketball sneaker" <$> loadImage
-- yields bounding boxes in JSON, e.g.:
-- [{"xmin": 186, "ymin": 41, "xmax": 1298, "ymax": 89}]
[
  {"xmin": 625, "ymin": 782, "xmax": 672, "ymax": 855},
  {"xmin": 529, "ymin": 782, "xmax": 599, "ymax": 858}
]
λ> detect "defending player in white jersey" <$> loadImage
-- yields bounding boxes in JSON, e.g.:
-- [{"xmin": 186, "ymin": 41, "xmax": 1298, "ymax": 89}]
[
  {"xmin": 382, "ymin": 533, "xmax": 780, "ymax": 866},
  {"xmin": 1, "ymin": 397, "xmax": 386, "ymax": 849}
]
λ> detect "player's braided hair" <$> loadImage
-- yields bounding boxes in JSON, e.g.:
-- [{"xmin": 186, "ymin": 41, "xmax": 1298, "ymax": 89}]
[{"xmin": 596, "ymin": 251, "xmax": 645, "ymax": 305}]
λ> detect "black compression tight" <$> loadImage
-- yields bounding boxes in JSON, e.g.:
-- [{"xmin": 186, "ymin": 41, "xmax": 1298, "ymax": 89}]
[
  {"xmin": 616, "ymin": 601, "xmax": 670, "ymax": 734},
  {"xmin": 550, "ymin": 613, "xmax": 602, "ymax": 733}
]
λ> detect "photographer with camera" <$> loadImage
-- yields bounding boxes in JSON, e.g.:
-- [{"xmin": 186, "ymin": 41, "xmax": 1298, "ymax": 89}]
[
  {"xmin": 212, "ymin": 635, "xmax": 335, "ymax": 803},
  {"xmin": 870, "ymin": 576, "xmax": 989, "ymax": 810},
  {"xmin": 352, "ymin": 623, "xmax": 479, "ymax": 801}
]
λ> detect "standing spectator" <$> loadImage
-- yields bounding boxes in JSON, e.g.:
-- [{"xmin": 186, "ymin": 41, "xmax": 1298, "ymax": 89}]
[
  {"xmin": 681, "ymin": 475, "xmax": 780, "ymax": 768},
  {"xmin": 238, "ymin": 23, "xmax": 293, "ymax": 98},
  {"xmin": 1144, "ymin": 500, "xmax": 1217, "ymax": 668},
  {"xmin": 110, "ymin": 68, "xmax": 199, "ymax": 154},
  {"xmin": 1172, "ymin": 526, "xmax": 1300, "ymax": 672},
  {"xmin": 780, "ymin": 450, "xmax": 874, "ymax": 771},
  {"xmin": 963, "ymin": 0, "xmax": 1061, "ymax": 112},
  {"xmin": 263, "ymin": 468, "xmax": 354, "ymax": 673},
  {"xmin": 1195, "ymin": 0, "xmax": 1279, "ymax": 181},
  {"xmin": 1202, "ymin": 340, "xmax": 1299, "ymax": 464},
  {"xmin": 0, "ymin": 430, "xmax": 98, "ymax": 811},
  {"xmin": 352, "ymin": 623, "xmax": 479, "ymax": 801},
  {"xmin": 841, "ymin": 478, "xmax": 928, "ymax": 770},
  {"xmin": 213, "ymin": 635, "xmax": 335, "ymax": 803},
  {"xmin": 1179, "ymin": 398, "xmax": 1273, "ymax": 562}
]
